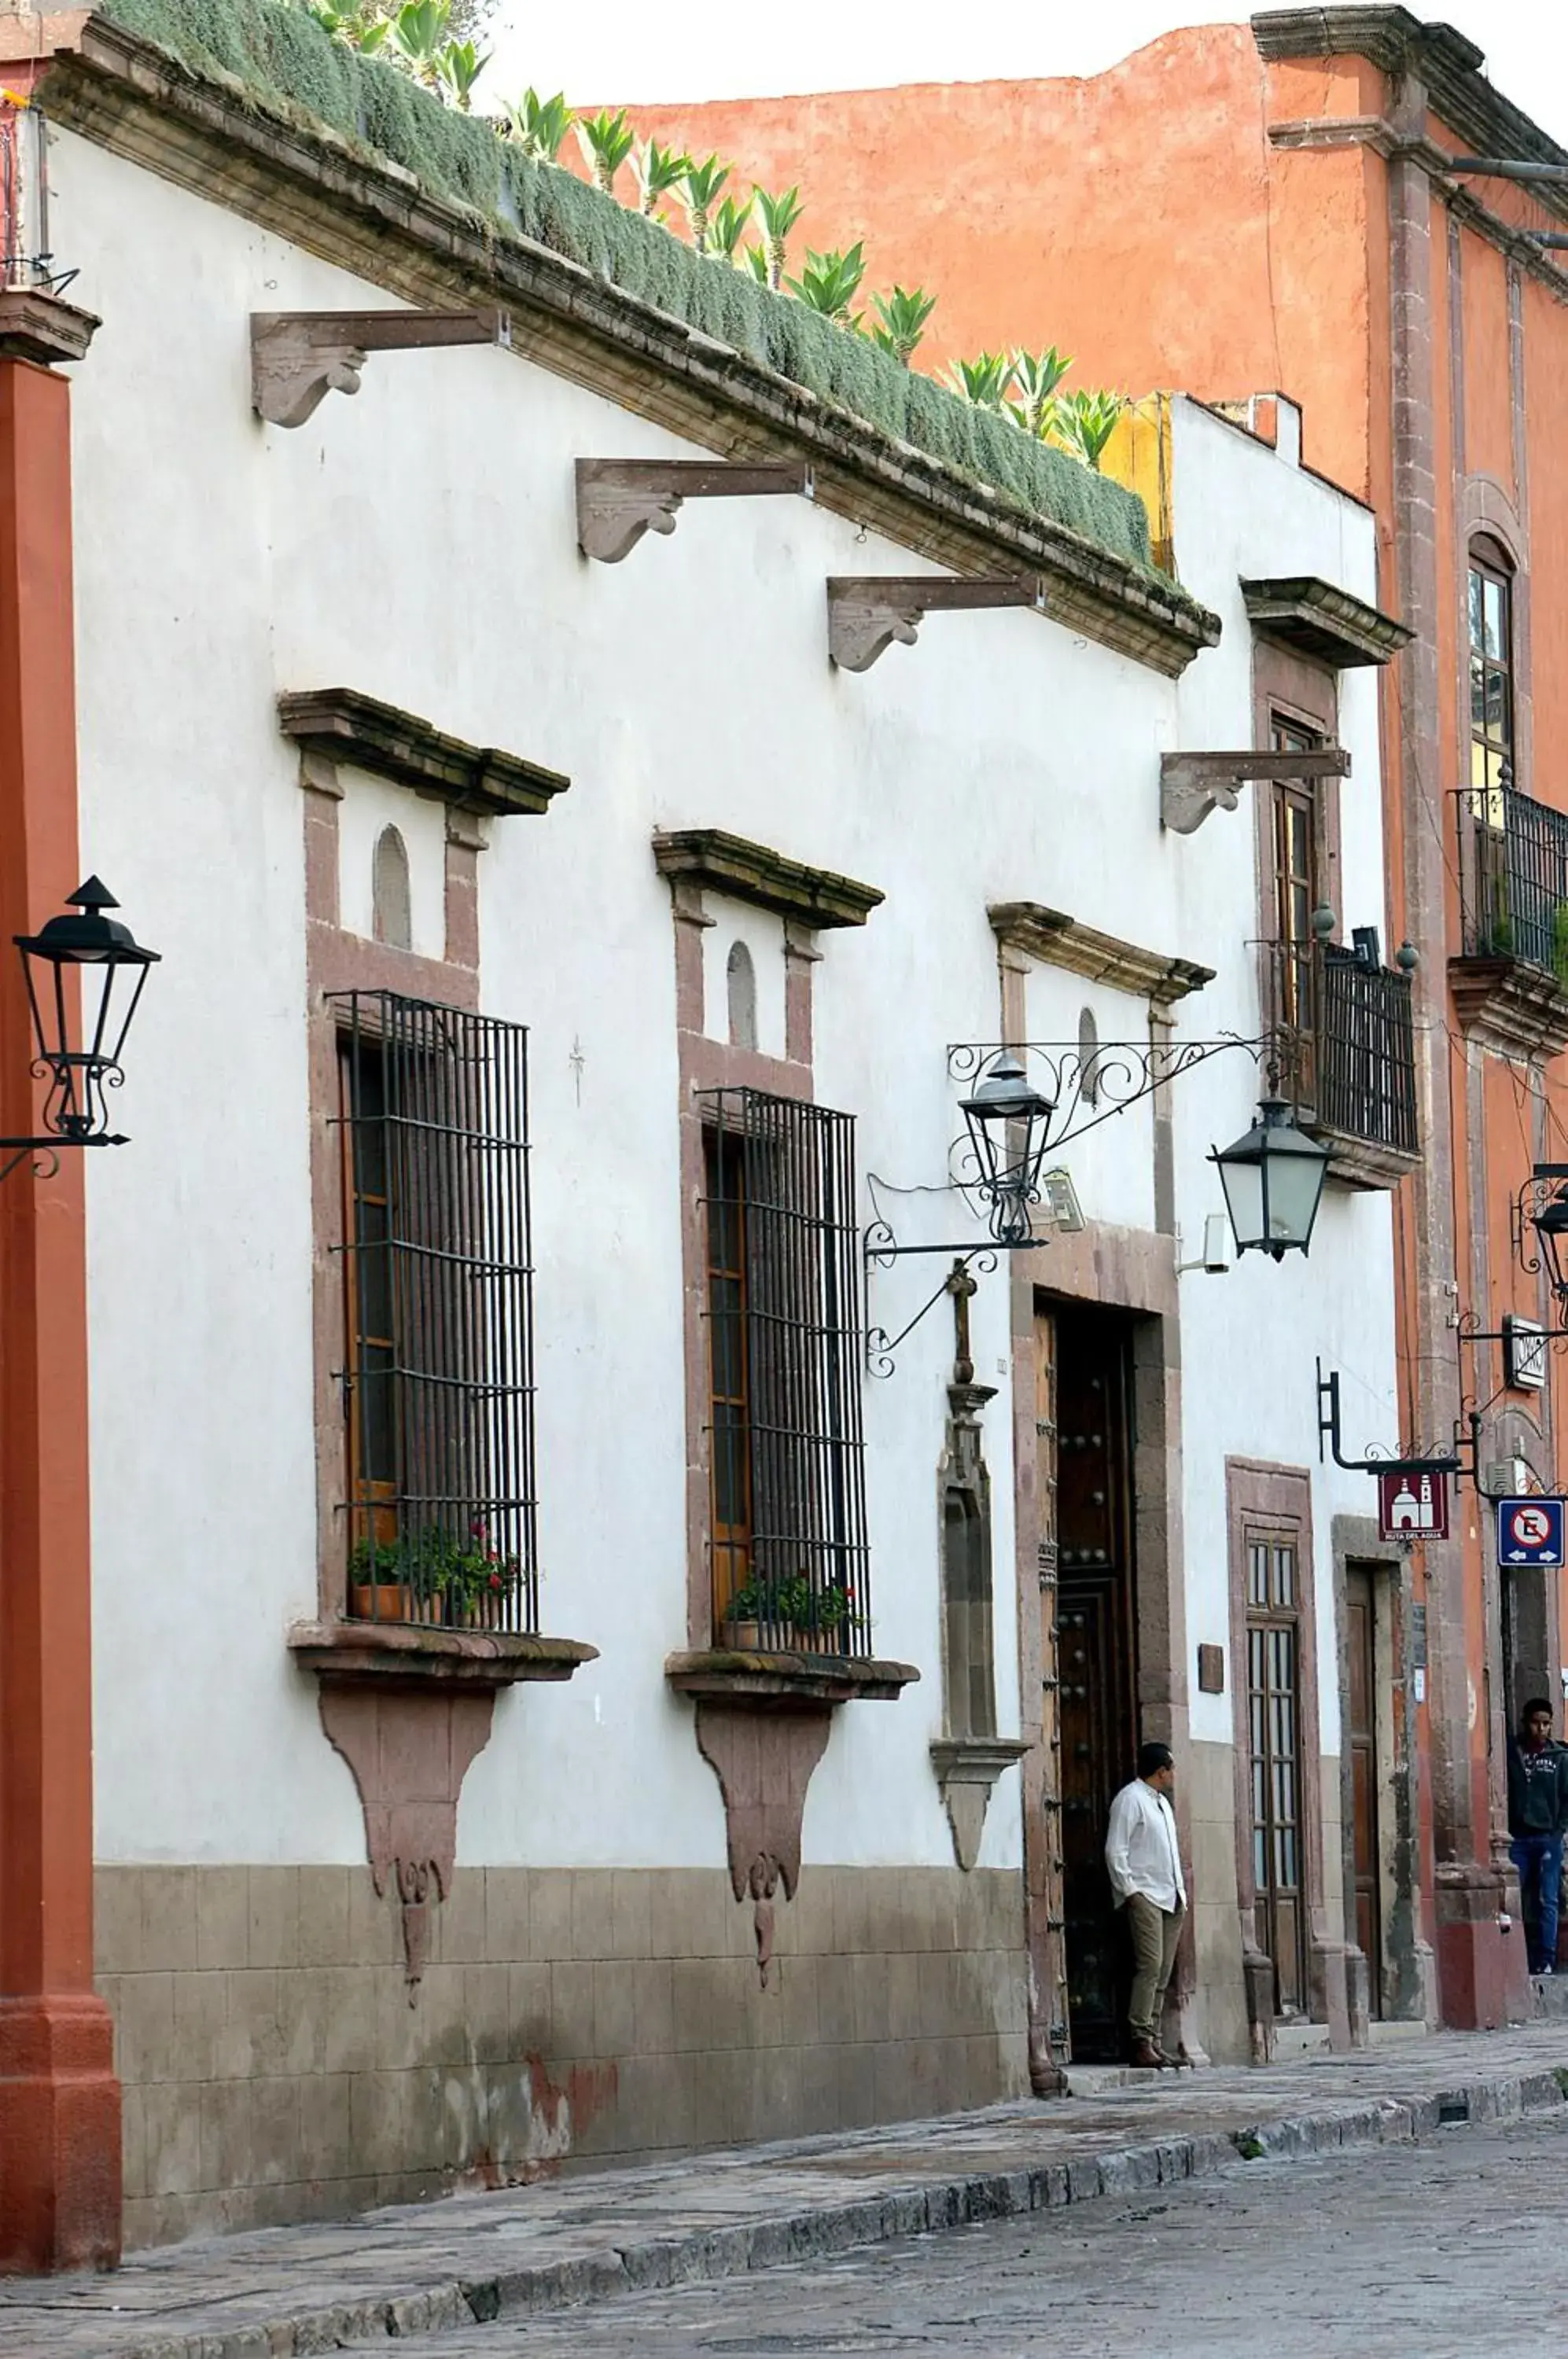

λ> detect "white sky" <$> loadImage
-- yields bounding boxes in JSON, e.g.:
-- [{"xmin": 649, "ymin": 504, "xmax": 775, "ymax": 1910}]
[{"xmin": 488, "ymin": 0, "xmax": 1568, "ymax": 145}]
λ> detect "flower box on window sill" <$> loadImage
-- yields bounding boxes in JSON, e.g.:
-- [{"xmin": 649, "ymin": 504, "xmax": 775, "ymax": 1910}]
[
  {"xmin": 289, "ymin": 1617, "xmax": 598, "ymax": 1689},
  {"xmin": 665, "ymin": 1647, "xmax": 919, "ymax": 1710}
]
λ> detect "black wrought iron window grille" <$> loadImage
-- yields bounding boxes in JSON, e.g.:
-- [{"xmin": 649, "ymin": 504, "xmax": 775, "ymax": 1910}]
[
  {"xmin": 331, "ymin": 990, "xmax": 539, "ymax": 1633},
  {"xmin": 699, "ymin": 1087, "xmax": 872, "ymax": 1656}
]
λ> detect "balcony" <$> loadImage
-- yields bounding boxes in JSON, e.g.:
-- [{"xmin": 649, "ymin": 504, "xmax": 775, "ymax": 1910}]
[
  {"xmin": 1264, "ymin": 938, "xmax": 1419, "ymax": 1190},
  {"xmin": 1452, "ymin": 782, "xmax": 1568, "ymax": 1058}
]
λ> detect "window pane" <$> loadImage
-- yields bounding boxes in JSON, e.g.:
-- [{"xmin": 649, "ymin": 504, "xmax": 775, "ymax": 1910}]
[
  {"xmin": 1249, "ymin": 1544, "xmax": 1268, "ymax": 1606},
  {"xmin": 1469, "ymin": 568, "xmax": 1484, "ymax": 655},
  {"xmin": 1484, "ymin": 575, "xmax": 1505, "ymax": 659},
  {"xmin": 1274, "ymin": 1545, "xmax": 1295, "ymax": 1605}
]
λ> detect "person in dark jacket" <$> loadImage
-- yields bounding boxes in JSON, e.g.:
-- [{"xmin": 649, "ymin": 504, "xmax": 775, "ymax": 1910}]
[{"xmin": 1507, "ymin": 1697, "xmax": 1568, "ymax": 1974}]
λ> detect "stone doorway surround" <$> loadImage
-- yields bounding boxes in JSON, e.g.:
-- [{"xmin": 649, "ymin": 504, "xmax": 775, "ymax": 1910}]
[{"xmin": 1331, "ymin": 1514, "xmax": 1436, "ymax": 2032}]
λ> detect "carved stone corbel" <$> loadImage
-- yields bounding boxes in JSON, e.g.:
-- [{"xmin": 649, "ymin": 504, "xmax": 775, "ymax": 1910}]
[
  {"xmin": 929, "ymin": 1737, "xmax": 1031, "ymax": 1871},
  {"xmin": 251, "ymin": 308, "xmax": 509, "ymax": 429},
  {"xmin": 827, "ymin": 575, "xmax": 1044, "ymax": 672},
  {"xmin": 1160, "ymin": 747, "xmax": 1352, "ymax": 834},
  {"xmin": 317, "ymin": 1684, "xmax": 495, "ymax": 1996},
  {"xmin": 694, "ymin": 1700, "xmax": 833, "ymax": 1987},
  {"xmin": 575, "ymin": 458, "xmax": 812, "ymax": 562}
]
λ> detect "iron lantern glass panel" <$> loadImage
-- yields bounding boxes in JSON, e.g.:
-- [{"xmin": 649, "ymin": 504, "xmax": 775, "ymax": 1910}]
[{"xmin": 1212, "ymin": 1100, "xmax": 1329, "ymax": 1260}]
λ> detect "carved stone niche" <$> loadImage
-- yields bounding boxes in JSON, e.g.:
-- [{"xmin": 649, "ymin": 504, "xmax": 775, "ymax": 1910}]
[{"xmin": 929, "ymin": 1345, "xmax": 1028, "ymax": 1871}]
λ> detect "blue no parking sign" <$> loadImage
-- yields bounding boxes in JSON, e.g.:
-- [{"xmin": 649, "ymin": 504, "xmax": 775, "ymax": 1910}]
[{"xmin": 1496, "ymin": 1497, "xmax": 1566, "ymax": 1568}]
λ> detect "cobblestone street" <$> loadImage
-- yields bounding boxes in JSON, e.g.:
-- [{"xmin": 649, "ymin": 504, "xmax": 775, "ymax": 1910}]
[{"xmin": 432, "ymin": 2108, "xmax": 1568, "ymax": 2357}]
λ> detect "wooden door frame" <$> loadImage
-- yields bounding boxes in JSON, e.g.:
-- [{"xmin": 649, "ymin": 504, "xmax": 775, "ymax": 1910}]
[
  {"xmin": 1225, "ymin": 1459, "xmax": 1349, "ymax": 2058},
  {"xmin": 1011, "ymin": 1227, "xmax": 1186, "ymax": 2087},
  {"xmin": 1331, "ymin": 1514, "xmax": 1434, "ymax": 2025},
  {"xmin": 1344, "ymin": 1562, "xmax": 1385, "ymax": 2020}
]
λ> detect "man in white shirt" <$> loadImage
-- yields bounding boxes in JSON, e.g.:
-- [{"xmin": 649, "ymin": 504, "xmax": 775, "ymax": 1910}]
[{"xmin": 1104, "ymin": 1741, "xmax": 1187, "ymax": 2068}]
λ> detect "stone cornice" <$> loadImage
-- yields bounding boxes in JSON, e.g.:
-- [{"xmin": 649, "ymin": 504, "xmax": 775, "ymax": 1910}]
[
  {"xmin": 988, "ymin": 902, "xmax": 1214, "ymax": 1005},
  {"xmin": 1241, "ymin": 575, "xmax": 1414, "ymax": 668},
  {"xmin": 1255, "ymin": 8, "xmax": 1568, "ymax": 228},
  {"xmin": 24, "ymin": 16, "xmax": 1219, "ymax": 680},
  {"xmin": 653, "ymin": 829, "xmax": 884, "ymax": 929},
  {"xmin": 1448, "ymin": 955, "xmax": 1568, "ymax": 1062},
  {"xmin": 278, "ymin": 686, "xmax": 569, "ymax": 817}
]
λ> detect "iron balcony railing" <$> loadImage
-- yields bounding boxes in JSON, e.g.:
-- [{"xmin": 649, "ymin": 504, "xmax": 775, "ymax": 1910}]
[
  {"xmin": 1455, "ymin": 778, "xmax": 1568, "ymax": 982},
  {"xmin": 1264, "ymin": 939, "xmax": 1418, "ymax": 1160}
]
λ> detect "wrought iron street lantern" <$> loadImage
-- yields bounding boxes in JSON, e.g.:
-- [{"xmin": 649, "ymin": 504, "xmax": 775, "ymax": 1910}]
[
  {"xmin": 958, "ymin": 1051, "xmax": 1057, "ymax": 1245},
  {"xmin": 4, "ymin": 878, "xmax": 159, "ymax": 1175},
  {"xmin": 1209, "ymin": 1097, "xmax": 1331, "ymax": 1261},
  {"xmin": 1529, "ymin": 1181, "xmax": 1568, "ymax": 1312}
]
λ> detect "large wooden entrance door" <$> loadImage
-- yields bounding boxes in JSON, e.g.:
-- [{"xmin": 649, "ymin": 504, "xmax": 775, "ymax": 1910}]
[
  {"xmin": 1052, "ymin": 1305, "xmax": 1138, "ymax": 2062},
  {"xmin": 1345, "ymin": 1566, "xmax": 1383, "ymax": 2016}
]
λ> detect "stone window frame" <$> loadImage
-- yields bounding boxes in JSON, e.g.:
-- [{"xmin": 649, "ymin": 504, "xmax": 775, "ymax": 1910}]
[
  {"xmin": 1224, "ymin": 1458, "xmax": 1345, "ymax": 2049},
  {"xmin": 298, "ymin": 752, "xmax": 488, "ymax": 1624}
]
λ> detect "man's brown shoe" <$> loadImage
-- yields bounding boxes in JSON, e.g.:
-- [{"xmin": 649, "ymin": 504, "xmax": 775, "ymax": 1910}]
[{"xmin": 1129, "ymin": 2037, "xmax": 1165, "ymax": 2069}]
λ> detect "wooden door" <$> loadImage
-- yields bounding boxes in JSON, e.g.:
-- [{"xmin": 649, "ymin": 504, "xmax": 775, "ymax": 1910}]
[
  {"xmin": 1345, "ymin": 1566, "xmax": 1383, "ymax": 2015},
  {"xmin": 1032, "ymin": 1307, "xmax": 1069, "ymax": 2066},
  {"xmin": 1246, "ymin": 1533, "xmax": 1308, "ymax": 2015},
  {"xmin": 1055, "ymin": 1306, "xmax": 1138, "ymax": 2061}
]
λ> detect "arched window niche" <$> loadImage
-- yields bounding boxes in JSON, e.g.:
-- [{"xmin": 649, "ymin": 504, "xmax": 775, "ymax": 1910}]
[{"xmin": 372, "ymin": 824, "xmax": 413, "ymax": 951}]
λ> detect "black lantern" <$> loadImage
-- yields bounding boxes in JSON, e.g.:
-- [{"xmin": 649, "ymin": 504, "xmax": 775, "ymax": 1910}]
[
  {"xmin": 1531, "ymin": 1183, "xmax": 1568, "ymax": 1312},
  {"xmin": 959, "ymin": 1051, "xmax": 1056, "ymax": 1246},
  {"xmin": 13, "ymin": 878, "xmax": 160, "ymax": 1147},
  {"xmin": 1210, "ymin": 1098, "xmax": 1330, "ymax": 1261}
]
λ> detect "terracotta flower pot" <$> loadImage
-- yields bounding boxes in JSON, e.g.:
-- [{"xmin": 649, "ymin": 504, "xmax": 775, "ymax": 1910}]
[
  {"xmin": 720, "ymin": 1617, "xmax": 764, "ymax": 1651},
  {"xmin": 350, "ymin": 1581, "xmax": 408, "ymax": 1623}
]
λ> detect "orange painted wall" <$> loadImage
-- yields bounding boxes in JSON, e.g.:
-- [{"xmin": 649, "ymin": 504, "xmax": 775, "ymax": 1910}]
[
  {"xmin": 618, "ymin": 28, "xmax": 1377, "ymax": 495},
  {"xmin": 1459, "ymin": 228, "xmax": 1515, "ymax": 501}
]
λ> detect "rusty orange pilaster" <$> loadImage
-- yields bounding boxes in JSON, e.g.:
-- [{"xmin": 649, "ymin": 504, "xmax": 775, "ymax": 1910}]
[{"xmin": 0, "ymin": 353, "xmax": 121, "ymax": 2273}]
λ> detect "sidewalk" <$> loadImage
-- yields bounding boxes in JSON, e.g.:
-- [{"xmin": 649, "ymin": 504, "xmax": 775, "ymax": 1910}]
[{"xmin": 6, "ymin": 2022, "xmax": 1568, "ymax": 2359}]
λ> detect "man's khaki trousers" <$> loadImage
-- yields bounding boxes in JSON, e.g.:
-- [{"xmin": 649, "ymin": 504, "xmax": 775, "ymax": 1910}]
[{"xmin": 1124, "ymin": 1891, "xmax": 1185, "ymax": 2040}]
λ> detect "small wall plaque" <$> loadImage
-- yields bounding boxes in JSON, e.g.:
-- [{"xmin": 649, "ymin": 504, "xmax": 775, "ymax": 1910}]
[{"xmin": 1197, "ymin": 1643, "xmax": 1225, "ymax": 1695}]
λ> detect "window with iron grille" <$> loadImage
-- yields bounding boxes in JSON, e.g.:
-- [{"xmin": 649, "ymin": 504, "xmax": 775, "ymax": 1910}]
[
  {"xmin": 700, "ymin": 1088, "xmax": 871, "ymax": 1655},
  {"xmin": 333, "ymin": 991, "xmax": 538, "ymax": 1633}
]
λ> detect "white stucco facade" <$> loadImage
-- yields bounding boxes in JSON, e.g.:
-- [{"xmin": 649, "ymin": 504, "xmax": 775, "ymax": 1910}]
[{"xmin": 34, "ymin": 68, "xmax": 1408, "ymax": 2213}]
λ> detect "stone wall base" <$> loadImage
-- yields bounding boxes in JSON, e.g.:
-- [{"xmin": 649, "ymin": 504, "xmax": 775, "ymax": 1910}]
[{"xmin": 94, "ymin": 1863, "xmax": 1029, "ymax": 2248}]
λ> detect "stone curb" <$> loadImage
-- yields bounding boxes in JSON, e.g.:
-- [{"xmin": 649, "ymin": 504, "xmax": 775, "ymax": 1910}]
[{"xmin": 120, "ymin": 2066, "xmax": 1568, "ymax": 2359}]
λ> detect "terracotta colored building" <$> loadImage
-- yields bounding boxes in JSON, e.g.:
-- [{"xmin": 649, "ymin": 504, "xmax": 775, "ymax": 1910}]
[{"xmin": 629, "ymin": 6, "xmax": 1568, "ymax": 2032}]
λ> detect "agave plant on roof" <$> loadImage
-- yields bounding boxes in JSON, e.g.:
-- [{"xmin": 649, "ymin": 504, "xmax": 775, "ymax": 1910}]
[
  {"xmin": 1007, "ymin": 346, "xmax": 1073, "ymax": 438},
  {"xmin": 705, "ymin": 193, "xmax": 755, "ymax": 264},
  {"xmin": 502, "ymin": 87, "xmax": 574, "ymax": 161},
  {"xmin": 943, "ymin": 351, "xmax": 1017, "ymax": 410},
  {"xmin": 870, "ymin": 284, "xmax": 937, "ymax": 367},
  {"xmin": 786, "ymin": 243, "xmax": 867, "ymax": 325},
  {"xmin": 634, "ymin": 138, "xmax": 691, "ymax": 219},
  {"xmin": 753, "ymin": 184, "xmax": 804, "ymax": 291},
  {"xmin": 1048, "ymin": 388, "xmax": 1128, "ymax": 470},
  {"xmin": 576, "ymin": 107, "xmax": 637, "ymax": 197},
  {"xmin": 680, "ymin": 155, "xmax": 731, "ymax": 255}
]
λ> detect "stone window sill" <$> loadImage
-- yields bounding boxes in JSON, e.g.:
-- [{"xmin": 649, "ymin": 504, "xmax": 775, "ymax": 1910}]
[
  {"xmin": 664, "ymin": 1647, "xmax": 919, "ymax": 1709},
  {"xmin": 288, "ymin": 1618, "xmax": 598, "ymax": 1687}
]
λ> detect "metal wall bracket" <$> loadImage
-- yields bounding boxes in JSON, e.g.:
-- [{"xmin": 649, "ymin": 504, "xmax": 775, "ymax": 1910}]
[
  {"xmin": 251, "ymin": 308, "xmax": 510, "ymax": 429},
  {"xmin": 1161, "ymin": 747, "xmax": 1352, "ymax": 835},
  {"xmin": 1315, "ymin": 1358, "xmax": 1460, "ymax": 1479},
  {"xmin": 827, "ymin": 576, "xmax": 1044, "ymax": 672},
  {"xmin": 575, "ymin": 458, "xmax": 812, "ymax": 562}
]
